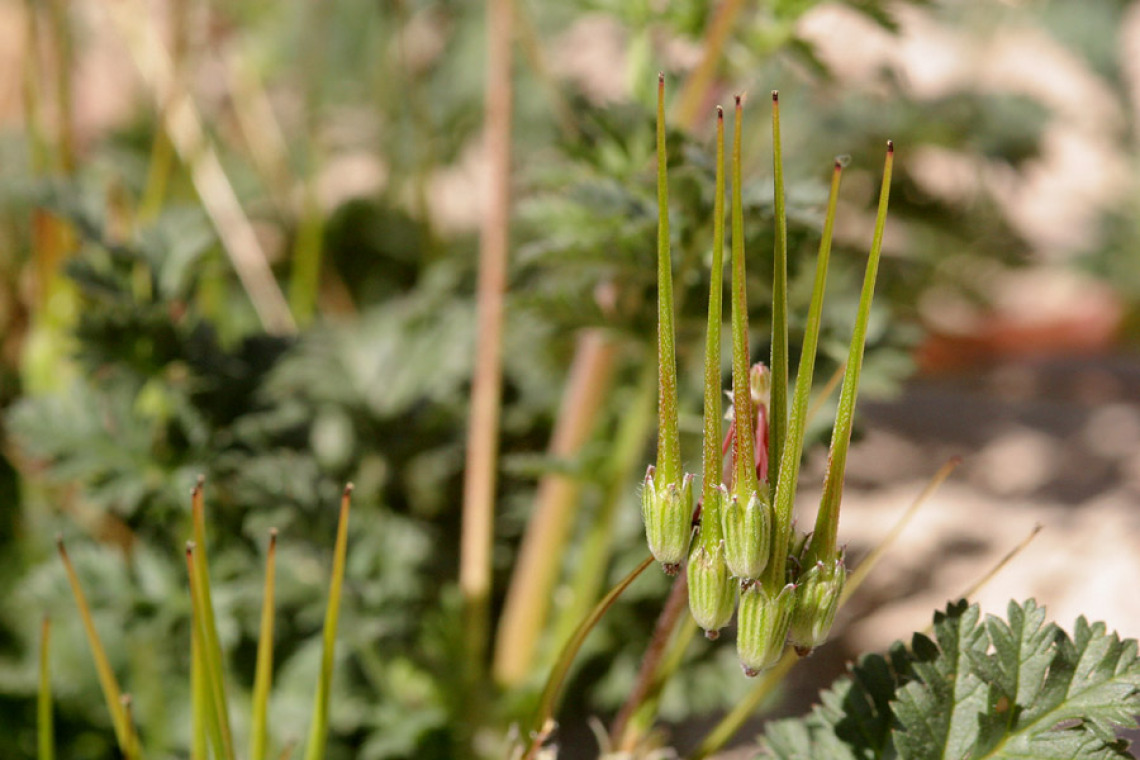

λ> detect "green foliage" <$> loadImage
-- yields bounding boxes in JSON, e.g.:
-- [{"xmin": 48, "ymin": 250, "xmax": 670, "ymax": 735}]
[
  {"xmin": 6, "ymin": 0, "xmax": 1137, "ymax": 757},
  {"xmin": 760, "ymin": 600, "xmax": 1140, "ymax": 759}
]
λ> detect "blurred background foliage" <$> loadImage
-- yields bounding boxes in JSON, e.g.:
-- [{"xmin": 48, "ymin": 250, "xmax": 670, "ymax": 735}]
[{"xmin": 0, "ymin": 0, "xmax": 1135, "ymax": 757}]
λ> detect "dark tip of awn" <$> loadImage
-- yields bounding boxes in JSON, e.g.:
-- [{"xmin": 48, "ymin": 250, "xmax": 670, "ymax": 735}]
[
  {"xmin": 343, "ymin": 482, "xmax": 355, "ymax": 495},
  {"xmin": 185, "ymin": 540, "xmax": 195, "ymax": 555},
  {"xmin": 886, "ymin": 139, "xmax": 894, "ymax": 153},
  {"xmin": 716, "ymin": 105, "xmax": 723, "ymax": 118},
  {"xmin": 734, "ymin": 93, "xmax": 742, "ymax": 107},
  {"xmin": 269, "ymin": 527, "xmax": 278, "ymax": 539},
  {"xmin": 771, "ymin": 90, "xmax": 779, "ymax": 102},
  {"xmin": 835, "ymin": 154, "xmax": 851, "ymax": 169},
  {"xmin": 55, "ymin": 533, "xmax": 64, "ymax": 550},
  {"xmin": 658, "ymin": 71, "xmax": 665, "ymax": 84}
]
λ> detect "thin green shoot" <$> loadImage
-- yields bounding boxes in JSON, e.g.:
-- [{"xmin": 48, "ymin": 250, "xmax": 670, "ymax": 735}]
[
  {"xmin": 185, "ymin": 543, "xmax": 229, "ymax": 760},
  {"xmin": 190, "ymin": 612, "xmax": 208, "ymax": 760},
  {"xmin": 729, "ymin": 95, "xmax": 757, "ymax": 498},
  {"xmin": 250, "ymin": 528, "xmax": 279, "ymax": 760},
  {"xmin": 524, "ymin": 555, "xmax": 655, "ymax": 760},
  {"xmin": 655, "ymin": 72, "xmax": 682, "ymax": 486},
  {"xmin": 57, "ymin": 537, "xmax": 131, "ymax": 752},
  {"xmin": 768, "ymin": 91, "xmax": 789, "ymax": 498},
  {"xmin": 619, "ymin": 618, "xmax": 699, "ymax": 751},
  {"xmin": 808, "ymin": 141, "xmax": 894, "ymax": 565},
  {"xmin": 190, "ymin": 480, "xmax": 236, "ymax": 759},
  {"xmin": 687, "ymin": 647, "xmax": 799, "ymax": 760},
  {"xmin": 121, "ymin": 695, "xmax": 140, "ymax": 760},
  {"xmin": 764, "ymin": 158, "xmax": 844, "ymax": 590},
  {"xmin": 302, "ymin": 484, "xmax": 354, "ymax": 760},
  {"xmin": 38, "ymin": 616, "xmax": 53, "ymax": 760},
  {"xmin": 699, "ymin": 104, "xmax": 727, "ymax": 535}
]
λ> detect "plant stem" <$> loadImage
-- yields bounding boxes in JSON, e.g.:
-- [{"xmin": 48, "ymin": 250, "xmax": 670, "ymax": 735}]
[
  {"xmin": 189, "ymin": 481, "xmax": 235, "ymax": 760},
  {"xmin": 249, "ymin": 529, "xmax": 278, "ymax": 760},
  {"xmin": 494, "ymin": 332, "xmax": 620, "ymax": 686},
  {"xmin": 547, "ymin": 361, "xmax": 654, "ymax": 654},
  {"xmin": 808, "ymin": 142, "xmax": 894, "ymax": 564},
  {"xmin": 729, "ymin": 96, "xmax": 757, "ymax": 497},
  {"xmin": 460, "ymin": 0, "xmax": 514, "ymax": 702},
  {"xmin": 673, "ymin": 0, "xmax": 748, "ymax": 131},
  {"xmin": 622, "ymin": 618, "xmax": 698, "ymax": 749},
  {"xmin": 765, "ymin": 157, "xmax": 844, "ymax": 590},
  {"xmin": 38, "ymin": 616, "xmax": 53, "ymax": 760},
  {"xmin": 523, "ymin": 556, "xmax": 654, "ymax": 760},
  {"xmin": 687, "ymin": 648, "xmax": 799, "ymax": 760},
  {"xmin": 610, "ymin": 569, "xmax": 690, "ymax": 749},
  {"xmin": 768, "ymin": 92, "xmax": 789, "ymax": 499},
  {"xmin": 58, "ymin": 538, "xmax": 131, "ymax": 752},
  {"xmin": 303, "ymin": 485, "xmax": 353, "ymax": 760},
  {"xmin": 699, "ymin": 105, "xmax": 727, "ymax": 530},
  {"xmin": 655, "ymin": 73, "xmax": 682, "ymax": 486}
]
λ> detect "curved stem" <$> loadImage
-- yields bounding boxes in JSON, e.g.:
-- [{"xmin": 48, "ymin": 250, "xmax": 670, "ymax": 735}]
[{"xmin": 523, "ymin": 556, "xmax": 654, "ymax": 760}]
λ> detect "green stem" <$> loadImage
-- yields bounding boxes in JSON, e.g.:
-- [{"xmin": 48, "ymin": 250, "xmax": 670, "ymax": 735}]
[
  {"xmin": 610, "ymin": 569, "xmax": 689, "ymax": 748},
  {"xmin": 38, "ymin": 616, "xmax": 53, "ymax": 760},
  {"xmin": 768, "ymin": 92, "xmax": 789, "ymax": 499},
  {"xmin": 58, "ymin": 539, "xmax": 130, "ymax": 752},
  {"xmin": 249, "ymin": 529, "xmax": 278, "ymax": 760},
  {"xmin": 765, "ymin": 158, "xmax": 844, "ymax": 590},
  {"xmin": 185, "ymin": 544, "xmax": 231, "ymax": 760},
  {"xmin": 673, "ymin": 0, "xmax": 747, "ymax": 130},
  {"xmin": 549, "ymin": 362, "xmax": 655, "ymax": 654},
  {"xmin": 621, "ymin": 618, "xmax": 698, "ymax": 749},
  {"xmin": 655, "ymin": 73, "xmax": 681, "ymax": 486},
  {"xmin": 729, "ymin": 96, "xmax": 757, "ymax": 498},
  {"xmin": 698, "ymin": 105, "xmax": 727, "ymax": 539},
  {"xmin": 190, "ymin": 481, "xmax": 235, "ymax": 760},
  {"xmin": 808, "ymin": 142, "xmax": 894, "ymax": 564},
  {"xmin": 190, "ymin": 615, "xmax": 208, "ymax": 760},
  {"xmin": 523, "ymin": 556, "xmax": 654, "ymax": 760},
  {"xmin": 687, "ymin": 648, "xmax": 799, "ymax": 760},
  {"xmin": 303, "ymin": 485, "xmax": 353, "ymax": 760}
]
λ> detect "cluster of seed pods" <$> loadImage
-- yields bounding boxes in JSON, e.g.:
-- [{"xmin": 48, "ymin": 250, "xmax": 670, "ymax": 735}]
[{"xmin": 641, "ymin": 74, "xmax": 894, "ymax": 676}]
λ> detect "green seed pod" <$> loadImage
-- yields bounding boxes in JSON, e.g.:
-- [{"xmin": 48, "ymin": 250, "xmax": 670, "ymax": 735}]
[
  {"xmin": 721, "ymin": 489, "xmax": 771, "ymax": 582},
  {"xmin": 737, "ymin": 581, "xmax": 796, "ymax": 676},
  {"xmin": 687, "ymin": 485, "xmax": 736, "ymax": 638},
  {"xmin": 641, "ymin": 466, "xmax": 694, "ymax": 574},
  {"xmin": 788, "ymin": 557, "xmax": 845, "ymax": 656}
]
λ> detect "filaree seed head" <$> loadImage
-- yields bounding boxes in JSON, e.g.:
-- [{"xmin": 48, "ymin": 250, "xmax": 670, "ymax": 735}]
[
  {"xmin": 687, "ymin": 484, "xmax": 737, "ymax": 636},
  {"xmin": 720, "ymin": 489, "xmax": 771, "ymax": 582},
  {"xmin": 737, "ymin": 581, "xmax": 796, "ymax": 676},
  {"xmin": 789, "ymin": 556, "xmax": 846, "ymax": 655},
  {"xmin": 641, "ymin": 466, "xmax": 694, "ymax": 573}
]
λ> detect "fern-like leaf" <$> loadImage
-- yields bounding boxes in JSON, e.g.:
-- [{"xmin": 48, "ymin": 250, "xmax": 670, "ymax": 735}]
[{"xmin": 758, "ymin": 600, "xmax": 1140, "ymax": 760}]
